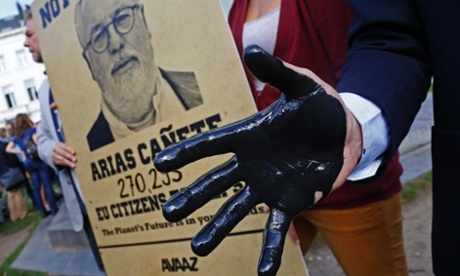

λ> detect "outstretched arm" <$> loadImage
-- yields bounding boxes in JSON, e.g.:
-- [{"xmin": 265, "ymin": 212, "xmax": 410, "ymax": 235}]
[{"xmin": 154, "ymin": 45, "xmax": 362, "ymax": 275}]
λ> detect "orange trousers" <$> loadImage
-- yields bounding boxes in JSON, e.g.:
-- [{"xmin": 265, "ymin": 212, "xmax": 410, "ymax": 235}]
[{"xmin": 293, "ymin": 192, "xmax": 408, "ymax": 276}]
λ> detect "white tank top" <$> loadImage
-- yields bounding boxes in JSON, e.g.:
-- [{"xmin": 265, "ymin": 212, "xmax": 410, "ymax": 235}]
[{"xmin": 242, "ymin": 7, "xmax": 280, "ymax": 93}]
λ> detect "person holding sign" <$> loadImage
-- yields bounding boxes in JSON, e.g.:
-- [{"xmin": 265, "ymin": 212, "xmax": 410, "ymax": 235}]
[
  {"xmin": 154, "ymin": 2, "xmax": 416, "ymax": 276},
  {"xmin": 226, "ymin": 1, "xmax": 407, "ymax": 275},
  {"xmin": 74, "ymin": 0, "xmax": 204, "ymax": 151},
  {"xmin": 23, "ymin": 8, "xmax": 105, "ymax": 271}
]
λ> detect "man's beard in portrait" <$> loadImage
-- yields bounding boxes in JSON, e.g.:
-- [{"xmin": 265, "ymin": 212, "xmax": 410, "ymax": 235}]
[{"xmin": 100, "ymin": 50, "xmax": 156, "ymax": 126}]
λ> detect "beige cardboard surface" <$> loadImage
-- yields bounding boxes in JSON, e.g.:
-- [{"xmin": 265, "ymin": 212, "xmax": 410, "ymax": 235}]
[{"xmin": 31, "ymin": 0, "xmax": 307, "ymax": 274}]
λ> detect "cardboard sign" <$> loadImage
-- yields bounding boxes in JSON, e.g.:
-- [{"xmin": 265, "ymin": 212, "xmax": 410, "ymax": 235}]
[{"xmin": 31, "ymin": 0, "xmax": 308, "ymax": 274}]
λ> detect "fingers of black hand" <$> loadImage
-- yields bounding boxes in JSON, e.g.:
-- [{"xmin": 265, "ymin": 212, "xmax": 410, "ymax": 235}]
[
  {"xmin": 154, "ymin": 123, "xmax": 243, "ymax": 172},
  {"xmin": 258, "ymin": 209, "xmax": 291, "ymax": 276},
  {"xmin": 191, "ymin": 186, "xmax": 260, "ymax": 256},
  {"xmin": 243, "ymin": 45, "xmax": 285, "ymax": 84},
  {"xmin": 243, "ymin": 44, "xmax": 323, "ymax": 100},
  {"xmin": 162, "ymin": 157, "xmax": 240, "ymax": 222}
]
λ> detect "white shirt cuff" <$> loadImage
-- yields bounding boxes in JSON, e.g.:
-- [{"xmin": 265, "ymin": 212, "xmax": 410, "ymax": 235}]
[{"xmin": 340, "ymin": 93, "xmax": 390, "ymax": 181}]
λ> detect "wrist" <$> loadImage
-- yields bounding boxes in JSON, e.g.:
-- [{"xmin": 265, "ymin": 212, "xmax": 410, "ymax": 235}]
[
  {"xmin": 345, "ymin": 108, "xmax": 363, "ymax": 167},
  {"xmin": 331, "ymin": 108, "xmax": 362, "ymax": 192}
]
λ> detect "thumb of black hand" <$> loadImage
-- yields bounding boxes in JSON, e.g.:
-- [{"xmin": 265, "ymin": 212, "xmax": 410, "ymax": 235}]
[{"xmin": 243, "ymin": 44, "xmax": 321, "ymax": 101}]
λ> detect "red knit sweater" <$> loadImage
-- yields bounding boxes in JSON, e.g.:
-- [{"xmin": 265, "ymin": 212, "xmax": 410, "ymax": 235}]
[{"xmin": 228, "ymin": 0, "xmax": 402, "ymax": 209}]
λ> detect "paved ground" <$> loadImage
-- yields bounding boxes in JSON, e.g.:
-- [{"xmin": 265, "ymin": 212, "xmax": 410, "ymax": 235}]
[
  {"xmin": 11, "ymin": 214, "xmax": 104, "ymax": 276},
  {"xmin": 2, "ymin": 94, "xmax": 434, "ymax": 275},
  {"xmin": 0, "ymin": 225, "xmax": 31, "ymax": 264}
]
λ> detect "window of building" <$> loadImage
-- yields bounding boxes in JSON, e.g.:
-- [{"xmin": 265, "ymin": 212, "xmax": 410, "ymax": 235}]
[
  {"xmin": 0, "ymin": 55, "xmax": 7, "ymax": 73},
  {"xmin": 24, "ymin": 79, "xmax": 38, "ymax": 101},
  {"xmin": 2, "ymin": 85, "xmax": 17, "ymax": 108},
  {"xmin": 16, "ymin": 49, "xmax": 29, "ymax": 67}
]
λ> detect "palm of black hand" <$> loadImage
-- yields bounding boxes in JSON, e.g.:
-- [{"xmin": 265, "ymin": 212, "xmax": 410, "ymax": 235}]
[{"xmin": 235, "ymin": 90, "xmax": 345, "ymax": 215}]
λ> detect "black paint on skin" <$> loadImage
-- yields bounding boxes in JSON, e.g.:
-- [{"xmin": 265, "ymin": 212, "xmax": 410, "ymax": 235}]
[{"xmin": 154, "ymin": 45, "xmax": 347, "ymax": 276}]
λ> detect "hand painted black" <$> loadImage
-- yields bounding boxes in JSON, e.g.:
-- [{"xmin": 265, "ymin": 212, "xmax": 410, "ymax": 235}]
[{"xmin": 154, "ymin": 45, "xmax": 347, "ymax": 276}]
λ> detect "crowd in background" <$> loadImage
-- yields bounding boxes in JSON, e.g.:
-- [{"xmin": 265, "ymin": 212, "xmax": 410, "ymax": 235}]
[{"xmin": 0, "ymin": 115, "xmax": 60, "ymax": 224}]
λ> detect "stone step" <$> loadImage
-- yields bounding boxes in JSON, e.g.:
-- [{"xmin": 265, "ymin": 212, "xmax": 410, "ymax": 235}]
[{"xmin": 47, "ymin": 203, "xmax": 89, "ymax": 249}]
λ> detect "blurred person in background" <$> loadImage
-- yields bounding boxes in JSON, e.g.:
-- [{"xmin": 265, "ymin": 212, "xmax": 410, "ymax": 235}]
[
  {"xmin": 0, "ymin": 131, "xmax": 28, "ymax": 221},
  {"xmin": 5, "ymin": 122, "xmax": 15, "ymax": 141},
  {"xmin": 4, "ymin": 120, "xmax": 37, "ymax": 208},
  {"xmin": 6, "ymin": 114, "xmax": 58, "ymax": 217}
]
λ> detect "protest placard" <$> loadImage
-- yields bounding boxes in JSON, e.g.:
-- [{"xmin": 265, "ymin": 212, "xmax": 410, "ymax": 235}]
[{"xmin": 32, "ymin": 0, "xmax": 308, "ymax": 274}]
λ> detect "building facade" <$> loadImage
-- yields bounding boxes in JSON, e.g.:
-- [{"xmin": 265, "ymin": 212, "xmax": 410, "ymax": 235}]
[{"xmin": 0, "ymin": 13, "xmax": 46, "ymax": 128}]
